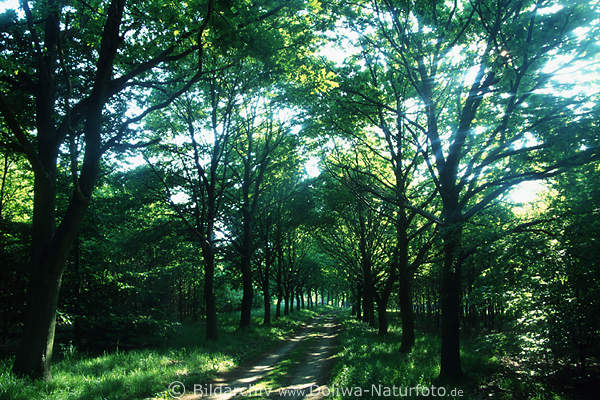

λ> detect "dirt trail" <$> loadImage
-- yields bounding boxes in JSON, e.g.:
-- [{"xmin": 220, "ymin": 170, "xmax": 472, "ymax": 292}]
[
  {"xmin": 269, "ymin": 315, "xmax": 339, "ymax": 400},
  {"xmin": 179, "ymin": 313, "xmax": 339, "ymax": 400}
]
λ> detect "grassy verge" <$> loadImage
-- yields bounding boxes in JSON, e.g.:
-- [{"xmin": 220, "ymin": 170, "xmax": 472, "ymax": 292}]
[
  {"xmin": 0, "ymin": 307, "xmax": 321, "ymax": 400},
  {"xmin": 328, "ymin": 312, "xmax": 568, "ymax": 400}
]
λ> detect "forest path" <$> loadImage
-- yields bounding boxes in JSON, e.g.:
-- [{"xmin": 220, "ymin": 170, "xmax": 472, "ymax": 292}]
[
  {"xmin": 267, "ymin": 314, "xmax": 339, "ymax": 400},
  {"xmin": 180, "ymin": 312, "xmax": 340, "ymax": 400}
]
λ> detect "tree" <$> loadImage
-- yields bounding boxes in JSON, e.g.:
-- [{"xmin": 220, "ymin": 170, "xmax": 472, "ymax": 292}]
[
  {"xmin": 229, "ymin": 95, "xmax": 292, "ymax": 328},
  {"xmin": 338, "ymin": 0, "xmax": 600, "ymax": 379},
  {"xmin": 314, "ymin": 163, "xmax": 391, "ymax": 327},
  {"xmin": 308, "ymin": 46, "xmax": 440, "ymax": 346},
  {"xmin": 143, "ymin": 64, "xmax": 246, "ymax": 340},
  {"xmin": 254, "ymin": 135, "xmax": 305, "ymax": 324},
  {"xmin": 0, "ymin": 0, "xmax": 218, "ymax": 378}
]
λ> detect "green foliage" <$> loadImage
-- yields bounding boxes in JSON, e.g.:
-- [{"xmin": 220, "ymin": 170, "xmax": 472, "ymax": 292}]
[
  {"xmin": 1, "ymin": 0, "xmax": 599, "ymax": 391},
  {"xmin": 0, "ymin": 308, "xmax": 319, "ymax": 400},
  {"xmin": 330, "ymin": 313, "xmax": 571, "ymax": 399}
]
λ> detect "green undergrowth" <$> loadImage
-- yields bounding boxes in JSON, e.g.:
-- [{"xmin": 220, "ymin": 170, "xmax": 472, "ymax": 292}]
[
  {"xmin": 329, "ymin": 313, "xmax": 569, "ymax": 400},
  {"xmin": 0, "ymin": 307, "xmax": 321, "ymax": 400}
]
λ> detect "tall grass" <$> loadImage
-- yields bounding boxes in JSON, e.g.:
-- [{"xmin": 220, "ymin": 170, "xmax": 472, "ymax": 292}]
[
  {"xmin": 329, "ymin": 312, "xmax": 566, "ymax": 400},
  {"xmin": 0, "ymin": 307, "xmax": 320, "ymax": 400}
]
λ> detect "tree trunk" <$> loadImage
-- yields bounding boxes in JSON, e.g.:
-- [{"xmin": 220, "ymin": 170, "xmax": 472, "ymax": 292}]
[
  {"xmin": 177, "ymin": 279, "xmax": 183, "ymax": 321},
  {"xmin": 263, "ymin": 285, "xmax": 271, "ymax": 325},
  {"xmin": 239, "ymin": 213, "xmax": 253, "ymax": 328},
  {"xmin": 275, "ymin": 240, "xmax": 283, "ymax": 318},
  {"xmin": 362, "ymin": 282, "xmax": 376, "ymax": 327},
  {"xmin": 439, "ymin": 213, "xmax": 463, "ymax": 381},
  {"xmin": 14, "ymin": 100, "xmax": 106, "ymax": 378},
  {"xmin": 276, "ymin": 296, "xmax": 282, "ymax": 318},
  {"xmin": 13, "ymin": 261, "xmax": 63, "ymax": 379},
  {"xmin": 263, "ymin": 242, "xmax": 272, "ymax": 325},
  {"xmin": 0, "ymin": 153, "xmax": 9, "ymax": 220},
  {"xmin": 14, "ymin": 165, "xmax": 94, "ymax": 378},
  {"xmin": 355, "ymin": 284, "xmax": 362, "ymax": 319},
  {"xmin": 398, "ymin": 276, "xmax": 415, "ymax": 352},
  {"xmin": 377, "ymin": 294, "xmax": 390, "ymax": 336},
  {"xmin": 284, "ymin": 289, "xmax": 290, "ymax": 315},
  {"xmin": 201, "ymin": 242, "xmax": 218, "ymax": 340}
]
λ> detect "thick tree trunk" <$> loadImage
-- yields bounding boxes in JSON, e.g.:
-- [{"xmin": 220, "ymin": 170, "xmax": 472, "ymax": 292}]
[
  {"xmin": 377, "ymin": 294, "xmax": 390, "ymax": 336},
  {"xmin": 362, "ymin": 282, "xmax": 376, "ymax": 327},
  {"xmin": 14, "ymin": 166, "xmax": 94, "ymax": 378},
  {"xmin": 13, "ymin": 261, "xmax": 63, "ymax": 379},
  {"xmin": 439, "ymin": 211, "xmax": 463, "ymax": 381},
  {"xmin": 12, "ymin": 0, "xmax": 127, "ymax": 379},
  {"xmin": 14, "ymin": 101, "xmax": 104, "ymax": 378},
  {"xmin": 398, "ymin": 276, "xmax": 415, "ymax": 352}
]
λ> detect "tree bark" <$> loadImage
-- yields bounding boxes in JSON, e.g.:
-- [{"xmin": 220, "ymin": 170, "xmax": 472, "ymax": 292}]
[
  {"xmin": 439, "ymin": 203, "xmax": 463, "ymax": 381},
  {"xmin": 275, "ymin": 237, "xmax": 283, "ymax": 318},
  {"xmin": 0, "ymin": 153, "xmax": 9, "ymax": 220},
  {"xmin": 13, "ymin": 260, "xmax": 62, "ymax": 379},
  {"xmin": 263, "ymin": 288, "xmax": 271, "ymax": 325},
  {"xmin": 276, "ymin": 296, "xmax": 282, "ymax": 318},
  {"xmin": 9, "ymin": 0, "xmax": 214, "ymax": 378},
  {"xmin": 398, "ymin": 275, "xmax": 415, "ymax": 352},
  {"xmin": 376, "ymin": 293, "xmax": 390, "ymax": 336},
  {"xmin": 201, "ymin": 243, "xmax": 217, "ymax": 340},
  {"xmin": 14, "ymin": 167, "xmax": 96, "ymax": 378},
  {"xmin": 362, "ymin": 283, "xmax": 376, "ymax": 327},
  {"xmin": 239, "ymin": 207, "xmax": 253, "ymax": 327}
]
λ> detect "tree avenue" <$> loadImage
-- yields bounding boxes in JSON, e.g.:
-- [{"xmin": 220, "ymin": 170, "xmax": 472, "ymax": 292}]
[{"xmin": 1, "ymin": 0, "xmax": 599, "ymax": 398}]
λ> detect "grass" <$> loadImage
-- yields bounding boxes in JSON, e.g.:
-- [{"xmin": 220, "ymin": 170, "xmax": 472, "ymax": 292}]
[
  {"xmin": 329, "ymin": 312, "xmax": 571, "ymax": 400},
  {"xmin": 0, "ymin": 307, "xmax": 321, "ymax": 400}
]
